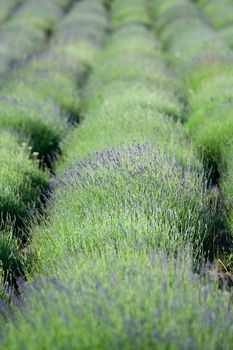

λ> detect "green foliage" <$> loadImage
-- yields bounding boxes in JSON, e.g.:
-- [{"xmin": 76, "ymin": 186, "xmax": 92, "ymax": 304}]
[
  {"xmin": 0, "ymin": 131, "xmax": 48, "ymax": 231},
  {"xmin": 197, "ymin": 0, "xmax": 233, "ymax": 29},
  {"xmin": 51, "ymin": 0, "xmax": 110, "ymax": 65},
  {"xmin": 8, "ymin": 2, "xmax": 63, "ymax": 32},
  {"xmin": 149, "ymin": 0, "xmax": 190, "ymax": 17},
  {"xmin": 150, "ymin": 0, "xmax": 228, "ymax": 67},
  {"xmin": 197, "ymin": 0, "xmax": 233, "ymax": 48},
  {"xmin": 58, "ymin": 20, "xmax": 194, "ymax": 172},
  {"xmin": 151, "ymin": 0, "xmax": 233, "ymax": 245},
  {"xmin": 0, "ymin": 0, "xmax": 110, "ymax": 283},
  {"xmin": 1, "ymin": 1, "xmax": 233, "ymax": 349},
  {"xmin": 111, "ymin": 0, "xmax": 151, "ymax": 28},
  {"xmin": 0, "ymin": 0, "xmax": 24, "ymax": 25},
  {"xmin": 2, "ymin": 57, "xmax": 83, "ymax": 115},
  {"xmin": 32, "ymin": 145, "xmax": 214, "ymax": 271},
  {"xmin": 0, "ymin": 96, "xmax": 66, "ymax": 158},
  {"xmin": 150, "ymin": 0, "xmax": 232, "ymax": 171},
  {"xmin": 219, "ymin": 27, "xmax": 233, "ymax": 49},
  {"xmin": 0, "ymin": 233, "xmax": 25, "ymax": 284},
  {"xmin": 0, "ymin": 0, "xmax": 71, "ymax": 73},
  {"xmin": 185, "ymin": 72, "xmax": 233, "ymax": 171},
  {"xmin": 2, "ymin": 251, "xmax": 233, "ymax": 350},
  {"xmin": 0, "ymin": 0, "xmax": 109, "ymax": 120}
]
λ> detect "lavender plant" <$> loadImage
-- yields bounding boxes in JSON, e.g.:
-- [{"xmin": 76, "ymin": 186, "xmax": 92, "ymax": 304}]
[
  {"xmin": 196, "ymin": 0, "xmax": 233, "ymax": 48},
  {"xmin": 31, "ymin": 144, "xmax": 215, "ymax": 273},
  {"xmin": 150, "ymin": 0, "xmax": 233, "ymax": 249},
  {"xmin": 1, "ymin": 250, "xmax": 233, "ymax": 349},
  {"xmin": 0, "ymin": 0, "xmax": 71, "ymax": 74},
  {"xmin": 0, "ymin": 0, "xmax": 111, "ymax": 285}
]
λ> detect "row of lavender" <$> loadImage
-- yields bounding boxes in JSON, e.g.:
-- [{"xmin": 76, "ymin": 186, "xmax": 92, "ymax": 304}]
[
  {"xmin": 0, "ymin": 0, "xmax": 72, "ymax": 282},
  {"xmin": 0, "ymin": 0, "xmax": 72, "ymax": 75},
  {"xmin": 30, "ymin": 0, "xmax": 213, "ymax": 269},
  {"xmin": 0, "ymin": 0, "xmax": 109, "ymax": 284},
  {"xmin": 196, "ymin": 0, "xmax": 233, "ymax": 48},
  {"xmin": 0, "ymin": 0, "xmax": 24, "ymax": 26},
  {"xmin": 150, "ymin": 0, "xmax": 233, "ymax": 254},
  {"xmin": 1, "ymin": 0, "xmax": 232, "ymax": 348}
]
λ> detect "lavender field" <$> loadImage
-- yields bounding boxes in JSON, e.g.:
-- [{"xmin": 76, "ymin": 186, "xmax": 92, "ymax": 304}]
[{"xmin": 0, "ymin": 0, "xmax": 233, "ymax": 349}]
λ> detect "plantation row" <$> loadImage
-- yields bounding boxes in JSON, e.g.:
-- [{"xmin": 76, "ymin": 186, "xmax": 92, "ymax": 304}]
[
  {"xmin": 151, "ymin": 0, "xmax": 233, "ymax": 250},
  {"xmin": 196, "ymin": 0, "xmax": 233, "ymax": 48},
  {"xmin": 0, "ymin": 0, "xmax": 109, "ymax": 283},
  {"xmin": 0, "ymin": 0, "xmax": 232, "ymax": 349},
  {"xmin": 0, "ymin": 0, "xmax": 73, "ymax": 75},
  {"xmin": 0, "ymin": 0, "xmax": 24, "ymax": 26},
  {"xmin": 31, "ymin": 0, "xmax": 213, "ymax": 271},
  {"xmin": 0, "ymin": 0, "xmax": 74, "ymax": 240}
]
